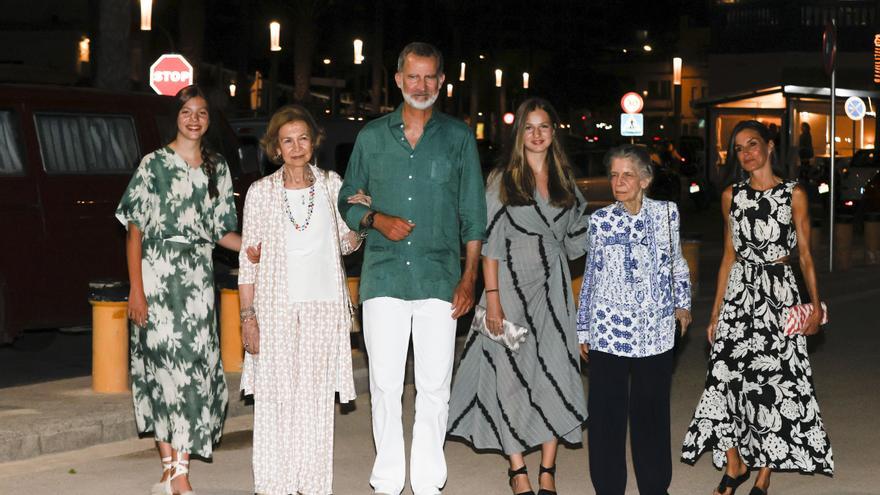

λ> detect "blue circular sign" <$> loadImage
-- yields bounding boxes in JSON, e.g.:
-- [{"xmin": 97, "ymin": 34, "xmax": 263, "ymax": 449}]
[{"xmin": 845, "ymin": 96, "xmax": 866, "ymax": 120}]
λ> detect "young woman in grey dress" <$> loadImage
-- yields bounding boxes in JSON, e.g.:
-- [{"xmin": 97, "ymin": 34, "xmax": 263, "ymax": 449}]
[{"xmin": 448, "ymin": 98, "xmax": 588, "ymax": 495}]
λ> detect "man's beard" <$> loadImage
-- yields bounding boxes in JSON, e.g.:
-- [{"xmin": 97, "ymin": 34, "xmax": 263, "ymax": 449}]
[{"xmin": 401, "ymin": 90, "xmax": 438, "ymax": 110}]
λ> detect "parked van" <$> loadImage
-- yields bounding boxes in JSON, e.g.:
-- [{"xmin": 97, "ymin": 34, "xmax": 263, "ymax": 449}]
[{"xmin": 0, "ymin": 85, "xmax": 259, "ymax": 343}]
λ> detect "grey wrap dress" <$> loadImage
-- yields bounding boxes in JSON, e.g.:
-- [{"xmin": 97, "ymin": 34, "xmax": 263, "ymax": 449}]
[{"xmin": 448, "ymin": 175, "xmax": 589, "ymax": 454}]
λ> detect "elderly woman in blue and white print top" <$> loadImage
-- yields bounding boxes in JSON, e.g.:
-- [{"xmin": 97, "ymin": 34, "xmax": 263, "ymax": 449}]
[{"xmin": 576, "ymin": 144, "xmax": 692, "ymax": 495}]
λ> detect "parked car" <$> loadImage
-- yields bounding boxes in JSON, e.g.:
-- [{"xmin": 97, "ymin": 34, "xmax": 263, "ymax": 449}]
[
  {"xmin": 0, "ymin": 84, "xmax": 258, "ymax": 343},
  {"xmin": 837, "ymin": 149, "xmax": 880, "ymax": 215},
  {"xmin": 565, "ymin": 136, "xmax": 613, "ymax": 213},
  {"xmin": 862, "ymin": 168, "xmax": 880, "ymax": 215}
]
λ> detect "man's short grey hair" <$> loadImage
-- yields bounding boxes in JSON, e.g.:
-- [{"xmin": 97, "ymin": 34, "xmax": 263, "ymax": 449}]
[
  {"xmin": 604, "ymin": 144, "xmax": 654, "ymax": 180},
  {"xmin": 397, "ymin": 42, "xmax": 444, "ymax": 75}
]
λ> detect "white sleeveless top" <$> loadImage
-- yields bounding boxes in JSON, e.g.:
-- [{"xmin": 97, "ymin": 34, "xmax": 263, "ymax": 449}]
[{"xmin": 283, "ymin": 185, "xmax": 336, "ymax": 302}]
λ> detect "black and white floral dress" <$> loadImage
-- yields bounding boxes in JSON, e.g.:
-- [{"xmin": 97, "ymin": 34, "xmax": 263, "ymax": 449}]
[{"xmin": 681, "ymin": 180, "xmax": 833, "ymax": 476}]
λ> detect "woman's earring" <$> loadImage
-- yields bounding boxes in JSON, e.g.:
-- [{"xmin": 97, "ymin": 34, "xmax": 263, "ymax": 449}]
[{"xmin": 275, "ymin": 152, "xmax": 282, "ymax": 162}]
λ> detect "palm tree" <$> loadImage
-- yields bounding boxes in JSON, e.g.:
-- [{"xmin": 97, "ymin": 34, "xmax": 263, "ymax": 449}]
[
  {"xmin": 179, "ymin": 0, "xmax": 206, "ymax": 69},
  {"xmin": 94, "ymin": 0, "xmax": 131, "ymax": 90},
  {"xmin": 285, "ymin": 0, "xmax": 330, "ymax": 104}
]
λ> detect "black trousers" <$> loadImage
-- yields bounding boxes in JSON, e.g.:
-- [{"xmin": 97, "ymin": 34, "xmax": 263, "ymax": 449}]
[{"xmin": 587, "ymin": 349, "xmax": 673, "ymax": 495}]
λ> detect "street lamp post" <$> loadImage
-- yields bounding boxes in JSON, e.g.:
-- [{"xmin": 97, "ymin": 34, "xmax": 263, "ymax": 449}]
[
  {"xmin": 353, "ymin": 39, "xmax": 364, "ymax": 117},
  {"xmin": 495, "ymin": 69, "xmax": 506, "ymax": 143},
  {"xmin": 139, "ymin": 0, "xmax": 152, "ymax": 31},
  {"xmin": 673, "ymin": 57, "xmax": 682, "ymax": 140},
  {"xmin": 268, "ymin": 21, "xmax": 281, "ymax": 113}
]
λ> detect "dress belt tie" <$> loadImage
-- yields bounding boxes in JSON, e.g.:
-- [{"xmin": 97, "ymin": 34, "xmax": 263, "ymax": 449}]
[{"xmin": 735, "ymin": 256, "xmax": 790, "ymax": 316}]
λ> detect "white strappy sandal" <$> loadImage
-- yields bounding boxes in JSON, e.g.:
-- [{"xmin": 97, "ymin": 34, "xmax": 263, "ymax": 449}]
[
  {"xmin": 168, "ymin": 458, "xmax": 196, "ymax": 495},
  {"xmin": 150, "ymin": 456, "xmax": 174, "ymax": 495}
]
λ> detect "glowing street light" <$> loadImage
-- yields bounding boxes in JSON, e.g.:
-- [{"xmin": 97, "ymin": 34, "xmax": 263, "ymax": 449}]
[
  {"xmin": 447, "ymin": 83, "xmax": 453, "ymax": 98},
  {"xmin": 353, "ymin": 39, "xmax": 364, "ymax": 64},
  {"xmin": 495, "ymin": 69, "xmax": 503, "ymax": 88},
  {"xmin": 229, "ymin": 81, "xmax": 236, "ymax": 97},
  {"xmin": 139, "ymin": 0, "xmax": 153, "ymax": 31},
  {"xmin": 503, "ymin": 112, "xmax": 515, "ymax": 125},
  {"xmin": 522, "ymin": 72, "xmax": 529, "ymax": 89},
  {"xmin": 269, "ymin": 21, "xmax": 281, "ymax": 51},
  {"xmin": 78, "ymin": 36, "xmax": 90, "ymax": 63},
  {"xmin": 673, "ymin": 57, "xmax": 682, "ymax": 85},
  {"xmin": 459, "ymin": 62, "xmax": 466, "ymax": 81},
  {"xmin": 323, "ymin": 58, "xmax": 331, "ymax": 65},
  {"xmin": 643, "ymin": 44, "xmax": 653, "ymax": 52}
]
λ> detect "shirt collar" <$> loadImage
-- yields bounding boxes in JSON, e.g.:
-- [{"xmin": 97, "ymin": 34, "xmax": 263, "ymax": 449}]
[{"xmin": 387, "ymin": 104, "xmax": 442, "ymax": 130}]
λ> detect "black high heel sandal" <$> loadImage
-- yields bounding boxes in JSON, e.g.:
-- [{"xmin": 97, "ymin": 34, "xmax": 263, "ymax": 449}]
[
  {"xmin": 508, "ymin": 465, "xmax": 535, "ymax": 495},
  {"xmin": 747, "ymin": 488, "xmax": 767, "ymax": 495},
  {"xmin": 716, "ymin": 469, "xmax": 750, "ymax": 494},
  {"xmin": 537, "ymin": 464, "xmax": 557, "ymax": 495}
]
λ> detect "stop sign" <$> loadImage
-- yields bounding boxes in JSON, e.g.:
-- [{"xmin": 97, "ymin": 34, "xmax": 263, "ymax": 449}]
[{"xmin": 149, "ymin": 54, "xmax": 194, "ymax": 96}]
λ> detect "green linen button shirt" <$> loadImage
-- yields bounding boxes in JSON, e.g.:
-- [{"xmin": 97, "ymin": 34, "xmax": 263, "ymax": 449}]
[{"xmin": 339, "ymin": 105, "xmax": 487, "ymax": 303}]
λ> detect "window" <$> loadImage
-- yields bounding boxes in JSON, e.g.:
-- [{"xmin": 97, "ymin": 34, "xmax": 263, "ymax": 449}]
[
  {"xmin": 0, "ymin": 110, "xmax": 25, "ymax": 175},
  {"xmin": 35, "ymin": 113, "xmax": 140, "ymax": 174},
  {"xmin": 648, "ymin": 80, "xmax": 671, "ymax": 100}
]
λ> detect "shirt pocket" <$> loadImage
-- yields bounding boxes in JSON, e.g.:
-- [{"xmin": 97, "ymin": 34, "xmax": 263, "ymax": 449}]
[
  {"xmin": 429, "ymin": 156, "xmax": 453, "ymax": 184},
  {"xmin": 370, "ymin": 153, "xmax": 403, "ymax": 183}
]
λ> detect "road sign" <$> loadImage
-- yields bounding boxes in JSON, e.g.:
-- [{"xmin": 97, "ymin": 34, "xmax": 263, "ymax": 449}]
[
  {"xmin": 620, "ymin": 113, "xmax": 644, "ymax": 137},
  {"xmin": 823, "ymin": 22, "xmax": 837, "ymax": 76},
  {"xmin": 149, "ymin": 54, "xmax": 194, "ymax": 96},
  {"xmin": 620, "ymin": 92, "xmax": 644, "ymax": 114},
  {"xmin": 845, "ymin": 96, "xmax": 867, "ymax": 120}
]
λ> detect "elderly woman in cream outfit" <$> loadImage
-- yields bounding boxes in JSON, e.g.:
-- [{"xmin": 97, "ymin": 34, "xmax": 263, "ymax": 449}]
[{"xmin": 238, "ymin": 105, "xmax": 368, "ymax": 495}]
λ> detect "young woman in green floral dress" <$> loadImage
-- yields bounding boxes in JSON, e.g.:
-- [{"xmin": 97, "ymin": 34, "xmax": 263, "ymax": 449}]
[{"xmin": 116, "ymin": 85, "xmax": 242, "ymax": 495}]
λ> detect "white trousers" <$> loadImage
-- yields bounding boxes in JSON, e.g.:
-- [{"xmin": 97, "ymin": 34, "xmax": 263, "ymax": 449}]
[{"xmin": 362, "ymin": 297, "xmax": 457, "ymax": 495}]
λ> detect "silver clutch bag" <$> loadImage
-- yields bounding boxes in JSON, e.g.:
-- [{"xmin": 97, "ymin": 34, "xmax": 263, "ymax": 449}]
[{"xmin": 472, "ymin": 305, "xmax": 529, "ymax": 352}]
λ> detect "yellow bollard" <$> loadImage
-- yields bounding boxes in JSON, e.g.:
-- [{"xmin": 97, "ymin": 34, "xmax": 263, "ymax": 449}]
[
  {"xmin": 220, "ymin": 288, "xmax": 243, "ymax": 372},
  {"xmin": 90, "ymin": 300, "xmax": 129, "ymax": 393},
  {"xmin": 347, "ymin": 276, "xmax": 360, "ymax": 307},
  {"xmin": 682, "ymin": 239, "xmax": 701, "ymax": 297}
]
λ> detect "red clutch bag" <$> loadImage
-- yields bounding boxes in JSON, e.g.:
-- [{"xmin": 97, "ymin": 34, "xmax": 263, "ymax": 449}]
[{"xmin": 784, "ymin": 302, "xmax": 828, "ymax": 336}]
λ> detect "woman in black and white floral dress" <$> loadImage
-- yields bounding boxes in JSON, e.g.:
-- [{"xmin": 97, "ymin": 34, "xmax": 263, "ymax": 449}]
[{"xmin": 681, "ymin": 120, "xmax": 833, "ymax": 495}]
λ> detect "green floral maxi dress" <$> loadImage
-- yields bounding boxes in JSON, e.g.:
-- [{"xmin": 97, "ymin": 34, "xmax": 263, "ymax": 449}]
[{"xmin": 116, "ymin": 147, "xmax": 237, "ymax": 458}]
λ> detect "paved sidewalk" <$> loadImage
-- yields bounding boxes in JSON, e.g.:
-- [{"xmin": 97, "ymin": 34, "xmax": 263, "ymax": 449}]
[
  {"xmin": 1, "ymin": 196, "xmax": 878, "ymax": 491},
  {"xmin": 0, "ymin": 355, "xmax": 371, "ymax": 463}
]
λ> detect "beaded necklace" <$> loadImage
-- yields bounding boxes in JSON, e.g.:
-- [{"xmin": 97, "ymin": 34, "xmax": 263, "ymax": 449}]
[{"xmin": 282, "ymin": 182, "xmax": 316, "ymax": 231}]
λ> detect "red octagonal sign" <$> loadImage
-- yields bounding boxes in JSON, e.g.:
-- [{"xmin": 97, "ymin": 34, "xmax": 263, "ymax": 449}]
[{"xmin": 149, "ymin": 54, "xmax": 194, "ymax": 96}]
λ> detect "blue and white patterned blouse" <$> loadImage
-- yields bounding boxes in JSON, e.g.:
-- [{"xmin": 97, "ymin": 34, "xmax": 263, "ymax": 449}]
[{"xmin": 576, "ymin": 197, "xmax": 691, "ymax": 358}]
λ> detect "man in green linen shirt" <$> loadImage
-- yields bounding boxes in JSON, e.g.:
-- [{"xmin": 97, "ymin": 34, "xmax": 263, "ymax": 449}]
[{"xmin": 338, "ymin": 42, "xmax": 486, "ymax": 495}]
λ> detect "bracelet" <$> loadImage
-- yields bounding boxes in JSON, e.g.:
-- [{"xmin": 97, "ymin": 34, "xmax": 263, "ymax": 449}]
[
  {"xmin": 356, "ymin": 229, "xmax": 369, "ymax": 240},
  {"xmin": 240, "ymin": 307, "xmax": 256, "ymax": 322},
  {"xmin": 485, "ymin": 288, "xmax": 499, "ymax": 293},
  {"xmin": 241, "ymin": 315, "xmax": 257, "ymax": 324}
]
